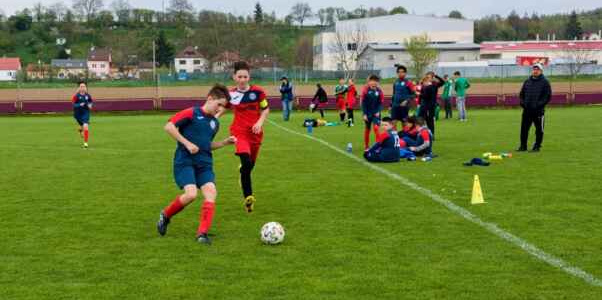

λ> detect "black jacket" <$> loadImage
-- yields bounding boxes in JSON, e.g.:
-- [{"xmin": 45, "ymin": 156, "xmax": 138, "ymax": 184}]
[
  {"xmin": 419, "ymin": 75, "xmax": 445, "ymax": 110},
  {"xmin": 519, "ymin": 75, "xmax": 552, "ymax": 112},
  {"xmin": 312, "ymin": 87, "xmax": 328, "ymax": 103}
]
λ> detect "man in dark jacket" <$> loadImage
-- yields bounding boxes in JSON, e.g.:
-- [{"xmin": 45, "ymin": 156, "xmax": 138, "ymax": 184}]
[{"xmin": 518, "ymin": 63, "xmax": 551, "ymax": 152}]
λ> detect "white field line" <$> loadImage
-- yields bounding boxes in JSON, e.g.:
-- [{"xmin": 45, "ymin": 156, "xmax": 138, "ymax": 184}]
[{"xmin": 268, "ymin": 119, "xmax": 602, "ymax": 287}]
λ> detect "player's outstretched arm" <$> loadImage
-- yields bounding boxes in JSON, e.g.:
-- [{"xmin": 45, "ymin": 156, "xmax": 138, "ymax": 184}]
[
  {"xmin": 164, "ymin": 122, "xmax": 199, "ymax": 154},
  {"xmin": 211, "ymin": 136, "xmax": 237, "ymax": 150}
]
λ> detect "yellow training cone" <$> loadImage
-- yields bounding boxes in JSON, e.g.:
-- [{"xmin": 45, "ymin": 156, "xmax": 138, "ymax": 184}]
[{"xmin": 471, "ymin": 175, "xmax": 485, "ymax": 204}]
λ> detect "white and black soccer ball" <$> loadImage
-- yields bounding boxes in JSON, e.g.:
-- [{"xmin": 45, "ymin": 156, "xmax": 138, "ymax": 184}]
[{"xmin": 260, "ymin": 222, "xmax": 285, "ymax": 245}]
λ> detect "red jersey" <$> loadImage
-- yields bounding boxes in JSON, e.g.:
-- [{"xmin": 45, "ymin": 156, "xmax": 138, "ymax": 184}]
[
  {"xmin": 346, "ymin": 84, "xmax": 357, "ymax": 108},
  {"xmin": 228, "ymin": 85, "xmax": 269, "ymax": 130}
]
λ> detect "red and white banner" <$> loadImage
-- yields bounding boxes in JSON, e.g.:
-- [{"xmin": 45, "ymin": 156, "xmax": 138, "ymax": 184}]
[{"xmin": 516, "ymin": 56, "xmax": 550, "ymax": 66}]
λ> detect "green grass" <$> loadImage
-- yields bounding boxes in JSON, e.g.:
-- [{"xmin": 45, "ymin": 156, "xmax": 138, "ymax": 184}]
[{"xmin": 1, "ymin": 107, "xmax": 601, "ymax": 299}]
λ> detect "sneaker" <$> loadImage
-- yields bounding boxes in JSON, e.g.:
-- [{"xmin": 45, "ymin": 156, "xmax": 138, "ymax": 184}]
[
  {"xmin": 157, "ymin": 211, "xmax": 170, "ymax": 236},
  {"xmin": 196, "ymin": 233, "xmax": 212, "ymax": 245},
  {"xmin": 244, "ymin": 195, "xmax": 256, "ymax": 213},
  {"xmin": 83, "ymin": 142, "xmax": 89, "ymax": 148},
  {"xmin": 530, "ymin": 146, "xmax": 541, "ymax": 153},
  {"xmin": 516, "ymin": 146, "xmax": 527, "ymax": 152}
]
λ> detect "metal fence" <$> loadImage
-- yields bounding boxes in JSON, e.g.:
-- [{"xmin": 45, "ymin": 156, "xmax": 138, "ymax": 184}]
[{"xmin": 380, "ymin": 64, "xmax": 602, "ymax": 79}]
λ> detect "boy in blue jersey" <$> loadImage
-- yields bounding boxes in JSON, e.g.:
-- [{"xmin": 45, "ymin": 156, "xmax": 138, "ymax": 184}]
[
  {"xmin": 409, "ymin": 117, "xmax": 434, "ymax": 158},
  {"xmin": 361, "ymin": 74, "xmax": 384, "ymax": 150},
  {"xmin": 391, "ymin": 65, "xmax": 416, "ymax": 128},
  {"xmin": 72, "ymin": 81, "xmax": 93, "ymax": 148},
  {"xmin": 157, "ymin": 84, "xmax": 236, "ymax": 245},
  {"xmin": 364, "ymin": 117, "xmax": 402, "ymax": 163}
]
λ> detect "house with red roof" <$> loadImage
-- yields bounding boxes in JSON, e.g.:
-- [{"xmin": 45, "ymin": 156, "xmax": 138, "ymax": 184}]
[{"xmin": 0, "ymin": 58, "xmax": 22, "ymax": 81}]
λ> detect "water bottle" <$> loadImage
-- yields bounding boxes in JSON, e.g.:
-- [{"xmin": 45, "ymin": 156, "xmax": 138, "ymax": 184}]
[
  {"xmin": 346, "ymin": 142, "xmax": 353, "ymax": 153},
  {"xmin": 307, "ymin": 124, "xmax": 313, "ymax": 134}
]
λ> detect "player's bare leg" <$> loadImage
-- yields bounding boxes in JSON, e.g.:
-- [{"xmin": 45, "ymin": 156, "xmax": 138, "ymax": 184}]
[{"xmin": 157, "ymin": 184, "xmax": 198, "ymax": 236}]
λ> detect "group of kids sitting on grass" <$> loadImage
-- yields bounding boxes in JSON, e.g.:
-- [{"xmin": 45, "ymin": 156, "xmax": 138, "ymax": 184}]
[{"xmin": 363, "ymin": 115, "xmax": 433, "ymax": 163}]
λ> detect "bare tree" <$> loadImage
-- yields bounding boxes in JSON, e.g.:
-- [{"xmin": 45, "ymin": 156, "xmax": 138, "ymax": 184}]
[
  {"xmin": 111, "ymin": 0, "xmax": 130, "ymax": 24},
  {"xmin": 295, "ymin": 35, "xmax": 313, "ymax": 82},
  {"xmin": 328, "ymin": 22, "xmax": 369, "ymax": 79},
  {"xmin": 404, "ymin": 34, "xmax": 438, "ymax": 78},
  {"xmin": 168, "ymin": 0, "xmax": 194, "ymax": 23},
  {"xmin": 72, "ymin": 0, "xmax": 104, "ymax": 22},
  {"xmin": 560, "ymin": 45, "xmax": 595, "ymax": 94},
  {"xmin": 48, "ymin": 2, "xmax": 68, "ymax": 22},
  {"xmin": 290, "ymin": 2, "xmax": 312, "ymax": 26}
]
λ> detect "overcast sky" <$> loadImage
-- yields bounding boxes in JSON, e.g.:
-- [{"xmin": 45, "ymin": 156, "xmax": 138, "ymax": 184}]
[{"xmin": 1, "ymin": 0, "xmax": 600, "ymax": 19}]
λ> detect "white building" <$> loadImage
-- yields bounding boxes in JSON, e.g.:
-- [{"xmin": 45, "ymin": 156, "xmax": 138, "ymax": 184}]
[
  {"xmin": 480, "ymin": 40, "xmax": 602, "ymax": 65},
  {"xmin": 358, "ymin": 42, "xmax": 481, "ymax": 71},
  {"xmin": 0, "ymin": 58, "xmax": 21, "ymax": 81},
  {"xmin": 174, "ymin": 46, "xmax": 209, "ymax": 74},
  {"xmin": 313, "ymin": 14, "xmax": 475, "ymax": 71}
]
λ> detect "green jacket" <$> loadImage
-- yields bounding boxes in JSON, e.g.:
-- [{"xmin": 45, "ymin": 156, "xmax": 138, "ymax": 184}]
[
  {"xmin": 442, "ymin": 80, "xmax": 453, "ymax": 99},
  {"xmin": 454, "ymin": 77, "xmax": 470, "ymax": 97}
]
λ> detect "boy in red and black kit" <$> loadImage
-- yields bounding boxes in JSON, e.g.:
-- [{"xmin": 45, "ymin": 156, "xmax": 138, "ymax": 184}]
[
  {"xmin": 361, "ymin": 74, "xmax": 384, "ymax": 151},
  {"xmin": 346, "ymin": 78, "xmax": 357, "ymax": 127},
  {"xmin": 223, "ymin": 61, "xmax": 270, "ymax": 213}
]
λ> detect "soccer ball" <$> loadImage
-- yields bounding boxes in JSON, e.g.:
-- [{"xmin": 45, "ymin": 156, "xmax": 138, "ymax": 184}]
[{"xmin": 260, "ymin": 222, "xmax": 285, "ymax": 245}]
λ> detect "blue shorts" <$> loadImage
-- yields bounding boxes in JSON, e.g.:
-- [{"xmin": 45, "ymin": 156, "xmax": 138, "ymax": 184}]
[
  {"xmin": 74, "ymin": 111, "xmax": 90, "ymax": 126},
  {"xmin": 173, "ymin": 163, "xmax": 215, "ymax": 189},
  {"xmin": 364, "ymin": 115, "xmax": 381, "ymax": 129}
]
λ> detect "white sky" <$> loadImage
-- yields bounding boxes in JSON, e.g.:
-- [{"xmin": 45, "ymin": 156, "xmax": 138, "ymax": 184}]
[{"xmin": 0, "ymin": 0, "xmax": 600, "ymax": 20}]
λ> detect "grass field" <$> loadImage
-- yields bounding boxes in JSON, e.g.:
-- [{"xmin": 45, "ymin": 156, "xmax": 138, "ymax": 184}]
[{"xmin": 1, "ymin": 107, "xmax": 601, "ymax": 299}]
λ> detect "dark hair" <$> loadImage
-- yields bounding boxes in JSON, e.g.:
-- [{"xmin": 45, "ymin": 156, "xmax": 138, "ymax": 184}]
[
  {"xmin": 338, "ymin": 77, "xmax": 345, "ymax": 80},
  {"xmin": 443, "ymin": 74, "xmax": 449, "ymax": 79},
  {"xmin": 233, "ymin": 61, "xmax": 250, "ymax": 73},
  {"xmin": 316, "ymin": 83, "xmax": 322, "ymax": 88},
  {"xmin": 207, "ymin": 83, "xmax": 231, "ymax": 101},
  {"xmin": 396, "ymin": 65, "xmax": 407, "ymax": 73},
  {"xmin": 368, "ymin": 74, "xmax": 380, "ymax": 82},
  {"xmin": 382, "ymin": 117, "xmax": 393, "ymax": 123},
  {"xmin": 454, "ymin": 71, "xmax": 461, "ymax": 76},
  {"xmin": 416, "ymin": 117, "xmax": 426, "ymax": 126},
  {"xmin": 406, "ymin": 115, "xmax": 417, "ymax": 124},
  {"xmin": 280, "ymin": 76, "xmax": 288, "ymax": 81},
  {"xmin": 77, "ymin": 80, "xmax": 87, "ymax": 86}
]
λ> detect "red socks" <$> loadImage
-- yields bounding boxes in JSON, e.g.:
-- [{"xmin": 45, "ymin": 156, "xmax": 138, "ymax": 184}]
[
  {"xmin": 373, "ymin": 124, "xmax": 379, "ymax": 137},
  {"xmin": 84, "ymin": 129, "xmax": 89, "ymax": 142},
  {"xmin": 364, "ymin": 129, "xmax": 370, "ymax": 149},
  {"xmin": 163, "ymin": 196, "xmax": 185, "ymax": 218},
  {"xmin": 197, "ymin": 200, "xmax": 215, "ymax": 235}
]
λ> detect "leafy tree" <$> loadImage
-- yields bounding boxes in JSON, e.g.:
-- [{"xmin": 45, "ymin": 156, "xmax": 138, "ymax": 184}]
[
  {"xmin": 448, "ymin": 10, "xmax": 464, "ymax": 19},
  {"xmin": 254, "ymin": 2, "xmax": 263, "ymax": 24},
  {"xmin": 404, "ymin": 34, "xmax": 438, "ymax": 78},
  {"xmin": 389, "ymin": 6, "xmax": 408, "ymax": 15},
  {"xmin": 156, "ymin": 30, "xmax": 175, "ymax": 67},
  {"xmin": 566, "ymin": 10, "xmax": 583, "ymax": 39},
  {"xmin": 290, "ymin": 3, "xmax": 312, "ymax": 26}
]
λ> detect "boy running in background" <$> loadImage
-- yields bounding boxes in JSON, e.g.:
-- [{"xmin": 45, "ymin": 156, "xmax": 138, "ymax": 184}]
[
  {"xmin": 361, "ymin": 74, "xmax": 384, "ymax": 151},
  {"xmin": 226, "ymin": 61, "xmax": 270, "ymax": 213},
  {"xmin": 346, "ymin": 78, "xmax": 358, "ymax": 127},
  {"xmin": 334, "ymin": 78, "xmax": 348, "ymax": 122},
  {"xmin": 72, "ymin": 81, "xmax": 93, "ymax": 148},
  {"xmin": 156, "ymin": 84, "xmax": 236, "ymax": 245},
  {"xmin": 364, "ymin": 117, "xmax": 402, "ymax": 163},
  {"xmin": 391, "ymin": 65, "xmax": 415, "ymax": 128}
]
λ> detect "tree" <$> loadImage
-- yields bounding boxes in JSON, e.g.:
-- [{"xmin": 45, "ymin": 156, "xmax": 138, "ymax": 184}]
[
  {"xmin": 448, "ymin": 10, "xmax": 464, "ymax": 19},
  {"xmin": 404, "ymin": 34, "xmax": 438, "ymax": 78},
  {"xmin": 72, "ymin": 0, "xmax": 104, "ymax": 22},
  {"xmin": 48, "ymin": 2, "xmax": 68, "ymax": 22},
  {"xmin": 111, "ymin": 0, "xmax": 131, "ymax": 24},
  {"xmin": 254, "ymin": 2, "xmax": 263, "ymax": 24},
  {"xmin": 295, "ymin": 35, "xmax": 313, "ymax": 78},
  {"xmin": 168, "ymin": 0, "xmax": 194, "ymax": 24},
  {"xmin": 328, "ymin": 22, "xmax": 369, "ymax": 79},
  {"xmin": 290, "ymin": 3, "xmax": 312, "ymax": 26},
  {"xmin": 33, "ymin": 3, "xmax": 45, "ymax": 23},
  {"xmin": 156, "ymin": 30, "xmax": 175, "ymax": 67},
  {"xmin": 389, "ymin": 6, "xmax": 408, "ymax": 15},
  {"xmin": 566, "ymin": 10, "xmax": 583, "ymax": 40},
  {"xmin": 368, "ymin": 7, "xmax": 388, "ymax": 18},
  {"xmin": 10, "ymin": 11, "xmax": 33, "ymax": 31},
  {"xmin": 316, "ymin": 8, "xmax": 328, "ymax": 26}
]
